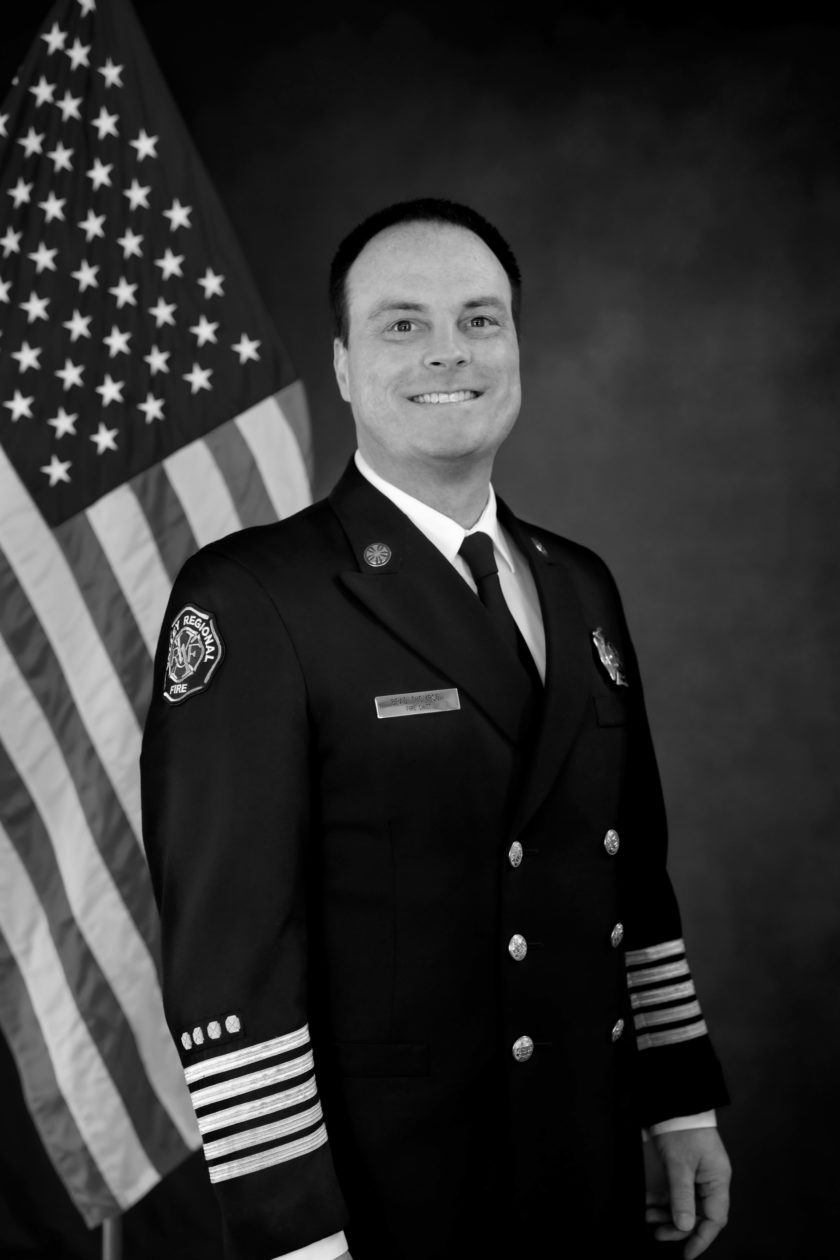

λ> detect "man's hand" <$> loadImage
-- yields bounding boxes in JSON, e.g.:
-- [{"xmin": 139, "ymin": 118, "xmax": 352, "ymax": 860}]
[{"xmin": 644, "ymin": 1127, "xmax": 731, "ymax": 1258}]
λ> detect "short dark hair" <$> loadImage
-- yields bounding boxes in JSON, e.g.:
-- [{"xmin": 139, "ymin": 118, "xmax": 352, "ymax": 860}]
[{"xmin": 329, "ymin": 197, "xmax": 521, "ymax": 345}]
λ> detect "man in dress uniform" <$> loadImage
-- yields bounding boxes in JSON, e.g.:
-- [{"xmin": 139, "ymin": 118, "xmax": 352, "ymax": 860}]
[{"xmin": 141, "ymin": 199, "xmax": 732, "ymax": 1260}]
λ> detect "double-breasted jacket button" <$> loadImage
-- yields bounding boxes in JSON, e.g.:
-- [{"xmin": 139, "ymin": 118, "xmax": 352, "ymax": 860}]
[
  {"xmin": 611, "ymin": 1018, "xmax": 625, "ymax": 1043},
  {"xmin": 512, "ymin": 1035, "xmax": 534, "ymax": 1062},
  {"xmin": 508, "ymin": 933, "xmax": 528, "ymax": 962},
  {"xmin": 508, "ymin": 841, "xmax": 523, "ymax": 868},
  {"xmin": 604, "ymin": 829, "xmax": 620, "ymax": 856},
  {"xmin": 610, "ymin": 922, "xmax": 624, "ymax": 949}
]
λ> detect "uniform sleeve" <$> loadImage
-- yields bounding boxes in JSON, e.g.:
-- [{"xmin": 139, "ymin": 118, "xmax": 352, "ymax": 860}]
[
  {"xmin": 597, "ymin": 559, "xmax": 730, "ymax": 1127},
  {"xmin": 140, "ymin": 547, "xmax": 348, "ymax": 1260}
]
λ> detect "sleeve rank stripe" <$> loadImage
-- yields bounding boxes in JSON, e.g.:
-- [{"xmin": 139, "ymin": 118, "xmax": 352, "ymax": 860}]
[
  {"xmin": 184, "ymin": 1024, "xmax": 311, "ymax": 1085},
  {"xmin": 208, "ymin": 1123, "xmax": 329, "ymax": 1184},
  {"xmin": 633, "ymin": 999, "xmax": 702, "ymax": 1029},
  {"xmin": 624, "ymin": 938, "xmax": 685, "ymax": 966},
  {"xmin": 198, "ymin": 1076, "xmax": 319, "ymax": 1136},
  {"xmin": 630, "ymin": 980, "xmax": 696, "ymax": 1009},
  {"xmin": 190, "ymin": 1049, "xmax": 314, "ymax": 1109},
  {"xmin": 625, "ymin": 959, "xmax": 690, "ymax": 988},
  {"xmin": 203, "ymin": 1101, "xmax": 323, "ymax": 1161},
  {"xmin": 635, "ymin": 1019, "xmax": 708, "ymax": 1051}
]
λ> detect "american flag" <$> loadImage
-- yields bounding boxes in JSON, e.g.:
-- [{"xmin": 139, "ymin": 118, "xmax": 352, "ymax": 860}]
[{"xmin": 0, "ymin": 0, "xmax": 311, "ymax": 1227}]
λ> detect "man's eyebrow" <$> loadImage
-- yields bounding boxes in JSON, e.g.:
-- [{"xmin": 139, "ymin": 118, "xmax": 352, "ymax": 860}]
[
  {"xmin": 463, "ymin": 296, "xmax": 507, "ymax": 311},
  {"xmin": 366, "ymin": 300, "xmax": 428, "ymax": 322}
]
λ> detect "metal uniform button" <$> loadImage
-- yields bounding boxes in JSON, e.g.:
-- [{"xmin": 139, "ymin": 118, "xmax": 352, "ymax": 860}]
[
  {"xmin": 610, "ymin": 922, "xmax": 624, "ymax": 949},
  {"xmin": 508, "ymin": 933, "xmax": 528, "ymax": 962},
  {"xmin": 611, "ymin": 1018, "xmax": 625, "ymax": 1043},
  {"xmin": 512, "ymin": 1035, "xmax": 534, "ymax": 1062},
  {"xmin": 604, "ymin": 829, "xmax": 620, "ymax": 856},
  {"xmin": 508, "ymin": 840, "xmax": 523, "ymax": 868}
]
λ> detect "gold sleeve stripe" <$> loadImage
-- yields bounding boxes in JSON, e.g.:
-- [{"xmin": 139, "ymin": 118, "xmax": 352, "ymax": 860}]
[
  {"xmin": 633, "ymin": 999, "xmax": 702, "ymax": 1029},
  {"xmin": 190, "ymin": 1049, "xmax": 314, "ymax": 1109},
  {"xmin": 625, "ymin": 959, "xmax": 690, "ymax": 988},
  {"xmin": 197, "ymin": 1075, "xmax": 319, "ymax": 1136},
  {"xmin": 624, "ymin": 938, "xmax": 685, "ymax": 966},
  {"xmin": 208, "ymin": 1123, "xmax": 329, "ymax": 1184},
  {"xmin": 635, "ymin": 1020, "xmax": 708, "ymax": 1051},
  {"xmin": 203, "ymin": 1101, "xmax": 323, "ymax": 1161},
  {"xmin": 184, "ymin": 1024, "xmax": 310, "ymax": 1085},
  {"xmin": 630, "ymin": 980, "xmax": 696, "ymax": 1008}
]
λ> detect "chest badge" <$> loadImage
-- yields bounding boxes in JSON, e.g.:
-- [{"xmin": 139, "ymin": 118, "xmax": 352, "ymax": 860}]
[
  {"xmin": 591, "ymin": 627, "xmax": 628, "ymax": 688},
  {"xmin": 164, "ymin": 605, "xmax": 225, "ymax": 704},
  {"xmin": 363, "ymin": 542, "xmax": 392, "ymax": 568}
]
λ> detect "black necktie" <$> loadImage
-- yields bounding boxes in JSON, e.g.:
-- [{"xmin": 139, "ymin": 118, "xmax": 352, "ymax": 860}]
[{"xmin": 458, "ymin": 531, "xmax": 542, "ymax": 692}]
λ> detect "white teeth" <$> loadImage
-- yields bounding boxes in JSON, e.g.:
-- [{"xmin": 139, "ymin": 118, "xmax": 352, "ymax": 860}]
[{"xmin": 411, "ymin": 390, "xmax": 478, "ymax": 404}]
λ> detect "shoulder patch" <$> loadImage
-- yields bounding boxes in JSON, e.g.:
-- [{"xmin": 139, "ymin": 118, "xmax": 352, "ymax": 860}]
[{"xmin": 164, "ymin": 604, "xmax": 225, "ymax": 704}]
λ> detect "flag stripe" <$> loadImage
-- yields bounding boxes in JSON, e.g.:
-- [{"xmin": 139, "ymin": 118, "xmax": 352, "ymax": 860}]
[
  {"xmin": 0, "ymin": 741, "xmax": 191, "ymax": 1176},
  {"xmin": 204, "ymin": 418, "xmax": 278, "ymax": 529},
  {"xmin": 164, "ymin": 438, "xmax": 242, "ymax": 548},
  {"xmin": 0, "ymin": 921, "xmax": 121, "ymax": 1228},
  {"xmin": 0, "ymin": 550, "xmax": 159, "ymax": 960},
  {"xmin": 0, "ymin": 451, "xmax": 144, "ymax": 836},
  {"xmin": 0, "ymin": 635, "xmax": 199, "ymax": 1150},
  {"xmin": 86, "ymin": 484, "xmax": 175, "ymax": 657},
  {"xmin": 274, "ymin": 380, "xmax": 313, "ymax": 482},
  {"xmin": 53, "ymin": 511, "xmax": 153, "ymax": 731},
  {"xmin": 130, "ymin": 460, "xmax": 199, "ymax": 584},
  {"xmin": 0, "ymin": 823, "xmax": 159, "ymax": 1210},
  {"xmin": 236, "ymin": 394, "xmax": 311, "ymax": 521}
]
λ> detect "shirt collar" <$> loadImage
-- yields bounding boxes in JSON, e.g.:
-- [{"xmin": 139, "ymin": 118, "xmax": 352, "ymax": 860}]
[{"xmin": 354, "ymin": 450, "xmax": 517, "ymax": 574}]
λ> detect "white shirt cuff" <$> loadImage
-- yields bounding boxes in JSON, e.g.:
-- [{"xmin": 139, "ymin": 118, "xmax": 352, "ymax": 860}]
[
  {"xmin": 643, "ymin": 1110, "xmax": 717, "ymax": 1140},
  {"xmin": 270, "ymin": 1230, "xmax": 348, "ymax": 1260}
]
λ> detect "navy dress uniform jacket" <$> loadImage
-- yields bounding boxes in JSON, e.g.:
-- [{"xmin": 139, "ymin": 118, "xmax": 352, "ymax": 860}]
[{"xmin": 141, "ymin": 460, "xmax": 729, "ymax": 1260}]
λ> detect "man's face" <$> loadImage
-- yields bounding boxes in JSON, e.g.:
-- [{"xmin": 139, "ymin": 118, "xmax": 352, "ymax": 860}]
[{"xmin": 333, "ymin": 221, "xmax": 521, "ymax": 475}]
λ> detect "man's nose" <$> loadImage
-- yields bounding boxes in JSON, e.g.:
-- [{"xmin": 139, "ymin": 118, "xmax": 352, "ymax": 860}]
[{"xmin": 423, "ymin": 331, "xmax": 471, "ymax": 370}]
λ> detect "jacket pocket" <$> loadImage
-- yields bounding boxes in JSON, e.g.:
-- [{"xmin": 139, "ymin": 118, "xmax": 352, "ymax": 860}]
[
  {"xmin": 594, "ymin": 693, "xmax": 629, "ymax": 727},
  {"xmin": 332, "ymin": 1041, "xmax": 430, "ymax": 1078}
]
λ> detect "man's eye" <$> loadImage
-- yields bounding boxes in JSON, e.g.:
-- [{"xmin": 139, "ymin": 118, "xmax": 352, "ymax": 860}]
[
  {"xmin": 468, "ymin": 316, "xmax": 495, "ymax": 328},
  {"xmin": 390, "ymin": 320, "xmax": 415, "ymax": 333}
]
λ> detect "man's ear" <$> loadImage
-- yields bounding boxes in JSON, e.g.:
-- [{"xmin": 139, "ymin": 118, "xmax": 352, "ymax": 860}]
[{"xmin": 333, "ymin": 338, "xmax": 351, "ymax": 403}]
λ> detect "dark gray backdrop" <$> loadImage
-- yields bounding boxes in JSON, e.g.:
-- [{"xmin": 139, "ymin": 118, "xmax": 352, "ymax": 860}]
[{"xmin": 3, "ymin": 4, "xmax": 839, "ymax": 1258}]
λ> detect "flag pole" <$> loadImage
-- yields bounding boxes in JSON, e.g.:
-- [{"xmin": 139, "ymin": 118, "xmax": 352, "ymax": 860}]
[{"xmin": 102, "ymin": 1216, "xmax": 122, "ymax": 1260}]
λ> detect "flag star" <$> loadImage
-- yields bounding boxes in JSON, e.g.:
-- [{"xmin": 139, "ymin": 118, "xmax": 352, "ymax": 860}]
[
  {"xmin": 90, "ymin": 422, "xmax": 118, "ymax": 454},
  {"xmin": 183, "ymin": 363, "xmax": 213, "ymax": 395},
  {"xmin": 47, "ymin": 140, "xmax": 74, "ymax": 172},
  {"xmin": 39, "ymin": 192, "xmax": 66, "ymax": 222},
  {"xmin": 232, "ymin": 333, "xmax": 261, "ymax": 364},
  {"xmin": 124, "ymin": 179, "xmax": 151, "ymax": 210},
  {"xmin": 144, "ymin": 345, "xmax": 170, "ymax": 375},
  {"xmin": 91, "ymin": 106, "xmax": 119, "ymax": 140},
  {"xmin": 79, "ymin": 210, "xmax": 106, "ymax": 241},
  {"xmin": 63, "ymin": 309, "xmax": 92, "ymax": 341},
  {"xmin": 71, "ymin": 259, "xmax": 99, "ymax": 291},
  {"xmin": 78, "ymin": 0, "xmax": 97, "ymax": 16},
  {"xmin": 129, "ymin": 129, "xmax": 158, "ymax": 161},
  {"xmin": 11, "ymin": 341, "xmax": 42, "ymax": 372},
  {"xmin": 1, "ymin": 227, "xmax": 22, "ymax": 257},
  {"xmin": 55, "ymin": 90, "xmax": 82, "ymax": 121},
  {"xmin": 66, "ymin": 38, "xmax": 91, "ymax": 70},
  {"xmin": 0, "ymin": 278, "xmax": 10, "ymax": 303},
  {"xmin": 97, "ymin": 56, "xmax": 123, "ymax": 87},
  {"xmin": 28, "ymin": 76, "xmax": 56, "ymax": 107},
  {"xmin": 8, "ymin": 178, "xmax": 33, "ymax": 208},
  {"xmin": 48, "ymin": 407, "xmax": 78, "ymax": 438},
  {"xmin": 20, "ymin": 292, "xmax": 50, "ymax": 323},
  {"xmin": 41, "ymin": 455, "xmax": 72, "ymax": 485},
  {"xmin": 117, "ymin": 227, "xmax": 143, "ymax": 258},
  {"xmin": 148, "ymin": 298, "xmax": 176, "ymax": 327},
  {"xmin": 17, "ymin": 127, "xmax": 45, "ymax": 157},
  {"xmin": 3, "ymin": 391, "xmax": 34, "ymax": 421},
  {"xmin": 103, "ymin": 325, "xmax": 131, "ymax": 357},
  {"xmin": 190, "ymin": 315, "xmax": 219, "ymax": 346},
  {"xmin": 41, "ymin": 22, "xmax": 68, "ymax": 54},
  {"xmin": 155, "ymin": 248, "xmax": 184, "ymax": 280},
  {"xmin": 197, "ymin": 267, "xmax": 225, "ymax": 299},
  {"xmin": 95, "ymin": 374, "xmax": 124, "ymax": 406},
  {"xmin": 86, "ymin": 159, "xmax": 113, "ymax": 190},
  {"xmin": 27, "ymin": 243, "xmax": 58, "ymax": 274},
  {"xmin": 138, "ymin": 392, "xmax": 165, "ymax": 423},
  {"xmin": 108, "ymin": 276, "xmax": 137, "ymax": 308},
  {"xmin": 163, "ymin": 198, "xmax": 192, "ymax": 231},
  {"xmin": 55, "ymin": 358, "xmax": 84, "ymax": 390}
]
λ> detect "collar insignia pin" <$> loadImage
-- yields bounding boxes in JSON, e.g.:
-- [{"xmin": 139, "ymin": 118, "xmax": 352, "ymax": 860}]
[
  {"xmin": 364, "ymin": 542, "xmax": 391, "ymax": 568},
  {"xmin": 531, "ymin": 537, "xmax": 548, "ymax": 557},
  {"xmin": 592, "ymin": 626, "xmax": 628, "ymax": 687}
]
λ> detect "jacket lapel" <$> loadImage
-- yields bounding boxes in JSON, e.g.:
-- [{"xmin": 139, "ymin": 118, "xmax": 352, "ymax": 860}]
[
  {"xmin": 329, "ymin": 462, "xmax": 534, "ymax": 744},
  {"xmin": 498, "ymin": 504, "xmax": 592, "ymax": 832}
]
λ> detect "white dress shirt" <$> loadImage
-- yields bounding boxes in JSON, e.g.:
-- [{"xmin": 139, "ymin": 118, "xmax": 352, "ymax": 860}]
[{"xmin": 272, "ymin": 454, "xmax": 714, "ymax": 1259}]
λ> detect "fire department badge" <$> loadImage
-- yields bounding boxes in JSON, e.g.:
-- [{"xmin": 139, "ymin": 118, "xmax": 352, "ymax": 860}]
[
  {"xmin": 164, "ymin": 605, "xmax": 225, "ymax": 704},
  {"xmin": 591, "ymin": 626, "xmax": 628, "ymax": 687}
]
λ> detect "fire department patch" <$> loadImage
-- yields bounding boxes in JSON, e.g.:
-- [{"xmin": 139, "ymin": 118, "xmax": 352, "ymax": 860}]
[{"xmin": 164, "ymin": 605, "xmax": 225, "ymax": 704}]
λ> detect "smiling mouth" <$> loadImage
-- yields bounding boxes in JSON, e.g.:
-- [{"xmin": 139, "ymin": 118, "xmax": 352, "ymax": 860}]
[{"xmin": 409, "ymin": 390, "xmax": 482, "ymax": 405}]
